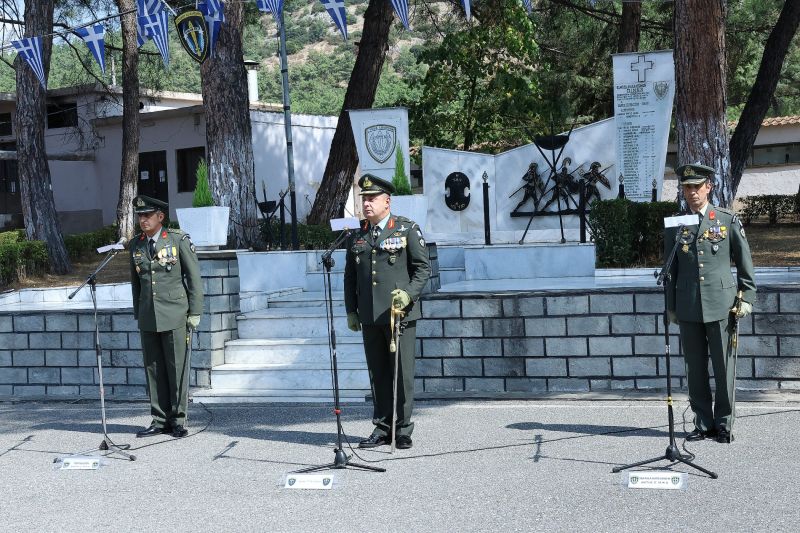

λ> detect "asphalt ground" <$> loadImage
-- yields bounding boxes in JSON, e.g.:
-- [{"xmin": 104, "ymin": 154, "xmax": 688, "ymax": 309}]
[{"xmin": 1, "ymin": 395, "xmax": 799, "ymax": 533}]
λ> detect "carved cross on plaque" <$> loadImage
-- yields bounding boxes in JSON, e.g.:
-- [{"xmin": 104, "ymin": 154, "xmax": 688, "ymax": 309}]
[{"xmin": 630, "ymin": 54, "xmax": 654, "ymax": 83}]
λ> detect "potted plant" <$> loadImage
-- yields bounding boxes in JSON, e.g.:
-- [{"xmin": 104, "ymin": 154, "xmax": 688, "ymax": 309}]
[
  {"xmin": 175, "ymin": 158, "xmax": 230, "ymax": 248},
  {"xmin": 389, "ymin": 144, "xmax": 427, "ymax": 230}
]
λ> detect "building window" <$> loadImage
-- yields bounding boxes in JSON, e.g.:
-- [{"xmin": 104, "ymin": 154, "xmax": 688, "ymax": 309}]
[
  {"xmin": 46, "ymin": 102, "xmax": 78, "ymax": 129},
  {"xmin": 0, "ymin": 113, "xmax": 12, "ymax": 137},
  {"xmin": 750, "ymin": 143, "xmax": 800, "ymax": 167},
  {"xmin": 177, "ymin": 146, "xmax": 206, "ymax": 193}
]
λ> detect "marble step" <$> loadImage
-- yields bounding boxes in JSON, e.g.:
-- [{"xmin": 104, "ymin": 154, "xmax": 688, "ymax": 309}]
[
  {"xmin": 224, "ymin": 337, "xmax": 365, "ymax": 364},
  {"xmin": 192, "ymin": 388, "xmax": 368, "ymax": 404},
  {"xmin": 210, "ymin": 363, "xmax": 371, "ymax": 390},
  {"xmin": 237, "ymin": 307, "xmax": 358, "ymax": 339},
  {"xmin": 267, "ymin": 291, "xmax": 345, "ymax": 309},
  {"xmin": 304, "ymin": 271, "xmax": 346, "ymax": 292}
]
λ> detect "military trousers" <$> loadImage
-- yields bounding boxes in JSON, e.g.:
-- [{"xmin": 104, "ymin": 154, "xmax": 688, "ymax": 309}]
[
  {"xmin": 140, "ymin": 326, "xmax": 189, "ymax": 428},
  {"xmin": 361, "ymin": 322, "xmax": 417, "ymax": 437},
  {"xmin": 679, "ymin": 316, "xmax": 737, "ymax": 432}
]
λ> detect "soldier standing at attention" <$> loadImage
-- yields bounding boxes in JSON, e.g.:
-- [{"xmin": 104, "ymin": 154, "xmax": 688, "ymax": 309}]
[
  {"xmin": 130, "ymin": 195, "xmax": 204, "ymax": 438},
  {"xmin": 665, "ymin": 164, "xmax": 756, "ymax": 444},
  {"xmin": 344, "ymin": 174, "xmax": 431, "ymax": 450}
]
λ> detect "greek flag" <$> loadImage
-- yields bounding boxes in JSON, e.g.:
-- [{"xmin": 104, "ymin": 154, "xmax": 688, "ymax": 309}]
[
  {"xmin": 319, "ymin": 0, "xmax": 348, "ymax": 40},
  {"xmin": 522, "ymin": 0, "xmax": 531, "ymax": 14},
  {"xmin": 390, "ymin": 0, "xmax": 410, "ymax": 30},
  {"xmin": 257, "ymin": 0, "xmax": 284, "ymax": 20},
  {"xmin": 12, "ymin": 37, "xmax": 46, "ymax": 88},
  {"xmin": 462, "ymin": 0, "xmax": 471, "ymax": 21},
  {"xmin": 199, "ymin": 1, "xmax": 225, "ymax": 57},
  {"xmin": 139, "ymin": 11, "xmax": 170, "ymax": 67},
  {"xmin": 137, "ymin": 0, "xmax": 164, "ymax": 15},
  {"xmin": 75, "ymin": 24, "xmax": 106, "ymax": 74}
]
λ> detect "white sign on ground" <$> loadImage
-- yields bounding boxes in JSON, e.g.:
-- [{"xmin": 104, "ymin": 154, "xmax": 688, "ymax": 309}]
[
  {"xmin": 283, "ymin": 473, "xmax": 334, "ymax": 490},
  {"xmin": 625, "ymin": 471, "xmax": 687, "ymax": 490},
  {"xmin": 612, "ymin": 50, "xmax": 675, "ymax": 202},
  {"xmin": 348, "ymin": 107, "xmax": 410, "ymax": 182}
]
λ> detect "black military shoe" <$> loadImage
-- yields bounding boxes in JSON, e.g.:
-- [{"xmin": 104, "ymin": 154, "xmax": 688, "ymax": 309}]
[
  {"xmin": 685, "ymin": 428, "xmax": 715, "ymax": 442},
  {"xmin": 172, "ymin": 425, "xmax": 188, "ymax": 438},
  {"xmin": 716, "ymin": 428, "xmax": 734, "ymax": 443},
  {"xmin": 358, "ymin": 433, "xmax": 390, "ymax": 448},
  {"xmin": 136, "ymin": 423, "xmax": 168, "ymax": 438},
  {"xmin": 395, "ymin": 435, "xmax": 413, "ymax": 449}
]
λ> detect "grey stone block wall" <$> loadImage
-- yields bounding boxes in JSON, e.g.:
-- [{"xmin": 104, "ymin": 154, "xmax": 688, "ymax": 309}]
[
  {"xmin": 416, "ymin": 287, "xmax": 800, "ymax": 394},
  {"xmin": 0, "ymin": 253, "xmax": 238, "ymax": 399}
]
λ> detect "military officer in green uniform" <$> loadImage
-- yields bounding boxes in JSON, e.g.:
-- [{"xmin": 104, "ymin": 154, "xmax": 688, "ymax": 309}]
[
  {"xmin": 344, "ymin": 174, "xmax": 431, "ymax": 450},
  {"xmin": 130, "ymin": 195, "xmax": 204, "ymax": 438},
  {"xmin": 665, "ymin": 164, "xmax": 756, "ymax": 444}
]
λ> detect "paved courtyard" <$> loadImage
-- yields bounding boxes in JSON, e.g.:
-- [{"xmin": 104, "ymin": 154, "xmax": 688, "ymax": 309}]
[{"xmin": 1, "ymin": 394, "xmax": 799, "ymax": 532}]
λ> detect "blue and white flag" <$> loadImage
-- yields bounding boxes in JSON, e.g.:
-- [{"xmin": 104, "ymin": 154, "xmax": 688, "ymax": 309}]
[
  {"xmin": 12, "ymin": 37, "xmax": 46, "ymax": 88},
  {"xmin": 75, "ymin": 24, "xmax": 106, "ymax": 74},
  {"xmin": 257, "ymin": 0, "xmax": 284, "ymax": 20},
  {"xmin": 319, "ymin": 0, "xmax": 347, "ymax": 40},
  {"xmin": 390, "ymin": 0, "xmax": 410, "ymax": 30},
  {"xmin": 521, "ymin": 0, "xmax": 531, "ymax": 14},
  {"xmin": 137, "ymin": 0, "xmax": 164, "ymax": 15},
  {"xmin": 139, "ymin": 11, "xmax": 170, "ymax": 67},
  {"xmin": 199, "ymin": 1, "xmax": 224, "ymax": 57},
  {"xmin": 462, "ymin": 0, "xmax": 471, "ymax": 21}
]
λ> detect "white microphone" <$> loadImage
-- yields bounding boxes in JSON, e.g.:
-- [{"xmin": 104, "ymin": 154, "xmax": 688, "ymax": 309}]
[{"xmin": 96, "ymin": 237, "xmax": 128, "ymax": 254}]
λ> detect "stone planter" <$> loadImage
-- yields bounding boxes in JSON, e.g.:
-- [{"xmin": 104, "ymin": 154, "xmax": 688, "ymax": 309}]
[
  {"xmin": 175, "ymin": 206, "xmax": 230, "ymax": 248},
  {"xmin": 391, "ymin": 194, "xmax": 428, "ymax": 229}
]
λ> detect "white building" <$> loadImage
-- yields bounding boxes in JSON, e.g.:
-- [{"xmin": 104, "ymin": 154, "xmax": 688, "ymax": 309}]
[{"xmin": 0, "ymin": 84, "xmax": 337, "ymax": 233}]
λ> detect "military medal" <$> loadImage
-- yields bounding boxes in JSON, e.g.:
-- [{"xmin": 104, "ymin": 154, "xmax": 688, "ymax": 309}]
[
  {"xmin": 355, "ymin": 256, "xmax": 360, "ymax": 264},
  {"xmin": 682, "ymin": 244, "xmax": 689, "ymax": 253}
]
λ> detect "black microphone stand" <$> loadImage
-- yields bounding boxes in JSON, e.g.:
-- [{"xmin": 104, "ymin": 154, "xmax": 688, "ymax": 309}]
[
  {"xmin": 65, "ymin": 245, "xmax": 136, "ymax": 461},
  {"xmin": 294, "ymin": 228, "xmax": 384, "ymax": 474},
  {"xmin": 612, "ymin": 225, "xmax": 715, "ymax": 478}
]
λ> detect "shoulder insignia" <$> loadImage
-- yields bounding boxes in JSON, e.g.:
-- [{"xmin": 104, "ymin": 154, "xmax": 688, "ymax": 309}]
[{"xmin": 387, "ymin": 217, "xmax": 396, "ymax": 230}]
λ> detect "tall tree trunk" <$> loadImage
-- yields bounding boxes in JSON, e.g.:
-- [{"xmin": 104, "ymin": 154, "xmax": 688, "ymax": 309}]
[
  {"xmin": 307, "ymin": 0, "xmax": 395, "ymax": 225},
  {"xmin": 14, "ymin": 0, "xmax": 71, "ymax": 274},
  {"xmin": 114, "ymin": 0, "xmax": 141, "ymax": 240},
  {"xmin": 674, "ymin": 0, "xmax": 731, "ymax": 207},
  {"xmin": 200, "ymin": 1, "xmax": 260, "ymax": 248},
  {"xmin": 617, "ymin": 1, "xmax": 641, "ymax": 53},
  {"xmin": 729, "ymin": 0, "xmax": 800, "ymax": 200}
]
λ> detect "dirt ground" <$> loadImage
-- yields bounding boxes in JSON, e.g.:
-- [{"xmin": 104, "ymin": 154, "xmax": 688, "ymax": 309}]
[{"xmin": 4, "ymin": 223, "xmax": 799, "ymax": 291}]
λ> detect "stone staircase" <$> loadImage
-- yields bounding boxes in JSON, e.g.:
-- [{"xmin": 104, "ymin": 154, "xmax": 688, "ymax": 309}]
[{"xmin": 193, "ymin": 245, "xmax": 466, "ymax": 403}]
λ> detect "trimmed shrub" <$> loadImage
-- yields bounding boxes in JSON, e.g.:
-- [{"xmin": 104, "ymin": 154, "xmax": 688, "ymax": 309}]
[
  {"xmin": 192, "ymin": 158, "xmax": 214, "ymax": 208},
  {"xmin": 740, "ymin": 194, "xmax": 799, "ymax": 225}
]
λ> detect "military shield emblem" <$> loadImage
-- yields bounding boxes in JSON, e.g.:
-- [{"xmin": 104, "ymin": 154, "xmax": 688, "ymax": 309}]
[
  {"xmin": 444, "ymin": 171, "xmax": 471, "ymax": 211},
  {"xmin": 175, "ymin": 9, "xmax": 209, "ymax": 64},
  {"xmin": 365, "ymin": 125, "xmax": 396, "ymax": 164},
  {"xmin": 654, "ymin": 81, "xmax": 669, "ymax": 100}
]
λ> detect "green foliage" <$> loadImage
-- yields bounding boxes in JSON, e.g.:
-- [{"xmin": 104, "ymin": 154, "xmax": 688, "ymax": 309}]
[
  {"xmin": 0, "ymin": 239, "xmax": 49, "ymax": 288},
  {"xmin": 259, "ymin": 219, "xmax": 337, "ymax": 250},
  {"xmin": 408, "ymin": 0, "xmax": 542, "ymax": 151},
  {"xmin": 192, "ymin": 158, "xmax": 214, "ymax": 207},
  {"xmin": 63, "ymin": 225, "xmax": 119, "ymax": 261},
  {"xmin": 589, "ymin": 199, "xmax": 678, "ymax": 267},
  {"xmin": 740, "ymin": 194, "xmax": 800, "ymax": 225},
  {"xmin": 392, "ymin": 144, "xmax": 412, "ymax": 195}
]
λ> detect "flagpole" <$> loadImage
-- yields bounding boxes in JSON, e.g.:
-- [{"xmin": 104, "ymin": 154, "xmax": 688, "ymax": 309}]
[{"xmin": 277, "ymin": 14, "xmax": 299, "ymax": 250}]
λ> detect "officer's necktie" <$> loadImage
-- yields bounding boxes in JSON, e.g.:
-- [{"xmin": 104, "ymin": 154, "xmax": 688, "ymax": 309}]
[
  {"xmin": 149, "ymin": 238, "xmax": 156, "ymax": 259},
  {"xmin": 372, "ymin": 225, "xmax": 380, "ymax": 241}
]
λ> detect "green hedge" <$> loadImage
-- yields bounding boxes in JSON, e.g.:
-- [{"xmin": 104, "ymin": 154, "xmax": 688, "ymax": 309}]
[
  {"xmin": 0, "ymin": 239, "xmax": 49, "ymax": 287},
  {"xmin": 63, "ymin": 225, "xmax": 119, "ymax": 261},
  {"xmin": 260, "ymin": 220, "xmax": 337, "ymax": 250},
  {"xmin": 739, "ymin": 194, "xmax": 800, "ymax": 225},
  {"xmin": 589, "ymin": 199, "xmax": 678, "ymax": 267}
]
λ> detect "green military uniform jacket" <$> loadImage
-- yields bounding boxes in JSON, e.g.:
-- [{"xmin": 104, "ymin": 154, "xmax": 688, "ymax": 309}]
[
  {"xmin": 130, "ymin": 228, "xmax": 204, "ymax": 332},
  {"xmin": 344, "ymin": 214, "xmax": 431, "ymax": 324},
  {"xmin": 665, "ymin": 206, "xmax": 756, "ymax": 323}
]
